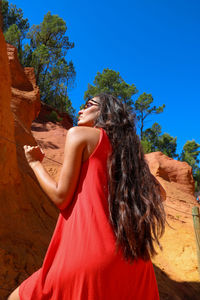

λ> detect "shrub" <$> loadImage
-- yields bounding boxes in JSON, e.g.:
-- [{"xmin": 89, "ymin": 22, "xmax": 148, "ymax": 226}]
[{"xmin": 47, "ymin": 111, "xmax": 62, "ymax": 123}]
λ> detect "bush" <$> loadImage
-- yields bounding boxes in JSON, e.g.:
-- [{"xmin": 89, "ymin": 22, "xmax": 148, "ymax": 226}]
[{"xmin": 47, "ymin": 111, "xmax": 62, "ymax": 123}]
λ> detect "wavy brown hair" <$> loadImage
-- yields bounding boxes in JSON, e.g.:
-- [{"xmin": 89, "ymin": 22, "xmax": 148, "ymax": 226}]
[{"xmin": 94, "ymin": 93, "xmax": 166, "ymax": 262}]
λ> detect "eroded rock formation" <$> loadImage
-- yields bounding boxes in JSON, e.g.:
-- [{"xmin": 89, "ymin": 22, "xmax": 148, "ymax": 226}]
[
  {"xmin": 0, "ymin": 38, "xmax": 19, "ymax": 185},
  {"xmin": 0, "ymin": 38, "xmax": 61, "ymax": 298},
  {"xmin": 7, "ymin": 43, "xmax": 41, "ymax": 147},
  {"xmin": 36, "ymin": 102, "xmax": 73, "ymax": 129},
  {"xmin": 145, "ymin": 151, "xmax": 196, "ymax": 204}
]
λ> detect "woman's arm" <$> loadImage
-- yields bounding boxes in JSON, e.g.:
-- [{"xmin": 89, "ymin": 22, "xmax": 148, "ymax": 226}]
[{"xmin": 24, "ymin": 127, "xmax": 86, "ymax": 210}]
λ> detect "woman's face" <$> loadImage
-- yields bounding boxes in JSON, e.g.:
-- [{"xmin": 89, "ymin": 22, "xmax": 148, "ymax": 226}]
[{"xmin": 78, "ymin": 97, "xmax": 100, "ymax": 127}]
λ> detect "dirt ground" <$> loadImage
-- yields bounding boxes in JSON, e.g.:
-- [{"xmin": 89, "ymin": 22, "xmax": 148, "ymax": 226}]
[
  {"xmin": 31, "ymin": 120, "xmax": 200, "ymax": 300},
  {"xmin": 156, "ymin": 216, "xmax": 200, "ymax": 299}
]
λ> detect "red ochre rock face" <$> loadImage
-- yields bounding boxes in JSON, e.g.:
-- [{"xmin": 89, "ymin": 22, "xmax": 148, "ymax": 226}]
[
  {"xmin": 36, "ymin": 102, "xmax": 73, "ymax": 130},
  {"xmin": 0, "ymin": 36, "xmax": 19, "ymax": 185},
  {"xmin": 7, "ymin": 44, "xmax": 33, "ymax": 91},
  {"xmin": 145, "ymin": 151, "xmax": 196, "ymax": 204},
  {"xmin": 6, "ymin": 44, "xmax": 41, "ymax": 146},
  {"xmin": 0, "ymin": 37, "xmax": 59, "ymax": 298}
]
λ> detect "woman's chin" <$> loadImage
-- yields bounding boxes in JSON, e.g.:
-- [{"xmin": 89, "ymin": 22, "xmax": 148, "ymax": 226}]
[
  {"xmin": 77, "ymin": 118, "xmax": 93, "ymax": 126},
  {"xmin": 77, "ymin": 120, "xmax": 84, "ymax": 126},
  {"xmin": 78, "ymin": 121, "xmax": 93, "ymax": 127}
]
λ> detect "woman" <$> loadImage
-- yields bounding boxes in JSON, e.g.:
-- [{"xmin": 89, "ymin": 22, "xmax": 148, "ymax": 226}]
[{"xmin": 8, "ymin": 93, "xmax": 165, "ymax": 300}]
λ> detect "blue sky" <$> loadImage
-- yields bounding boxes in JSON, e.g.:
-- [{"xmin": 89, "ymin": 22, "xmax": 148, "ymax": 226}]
[{"xmin": 12, "ymin": 0, "xmax": 200, "ymax": 154}]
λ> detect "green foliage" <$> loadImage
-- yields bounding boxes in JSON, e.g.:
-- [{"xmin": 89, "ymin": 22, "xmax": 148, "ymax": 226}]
[
  {"xmin": 22, "ymin": 11, "xmax": 76, "ymax": 120},
  {"xmin": 2, "ymin": 0, "xmax": 29, "ymax": 34},
  {"xmin": 47, "ymin": 111, "xmax": 62, "ymax": 123},
  {"xmin": 142, "ymin": 122, "xmax": 161, "ymax": 152},
  {"xmin": 194, "ymin": 168, "xmax": 200, "ymax": 192},
  {"xmin": 157, "ymin": 133, "xmax": 178, "ymax": 158},
  {"xmin": 180, "ymin": 140, "xmax": 200, "ymax": 170},
  {"xmin": 65, "ymin": 98, "xmax": 77, "ymax": 125},
  {"xmin": 0, "ymin": 2, "xmax": 2, "ymax": 30},
  {"xmin": 134, "ymin": 93, "xmax": 165, "ymax": 138},
  {"xmin": 4, "ymin": 23, "xmax": 21, "ymax": 47},
  {"xmin": 180, "ymin": 140, "xmax": 200, "ymax": 191},
  {"xmin": 49, "ymin": 83, "xmax": 76, "ymax": 124},
  {"xmin": 84, "ymin": 68, "xmax": 137, "ymax": 106},
  {"xmin": 2, "ymin": 3, "xmax": 76, "ymax": 122},
  {"xmin": 2, "ymin": 0, "xmax": 29, "ymax": 59},
  {"xmin": 142, "ymin": 122, "xmax": 178, "ymax": 158},
  {"xmin": 140, "ymin": 139, "xmax": 152, "ymax": 154},
  {"xmin": 23, "ymin": 11, "xmax": 75, "ymax": 83},
  {"xmin": 180, "ymin": 140, "xmax": 200, "ymax": 175}
]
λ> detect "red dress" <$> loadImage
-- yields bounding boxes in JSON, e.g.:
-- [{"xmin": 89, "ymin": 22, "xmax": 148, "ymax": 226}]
[{"xmin": 19, "ymin": 128, "xmax": 159, "ymax": 300}]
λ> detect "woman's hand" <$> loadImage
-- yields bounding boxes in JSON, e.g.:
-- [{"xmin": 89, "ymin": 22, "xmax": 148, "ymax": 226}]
[{"xmin": 23, "ymin": 145, "xmax": 45, "ymax": 168}]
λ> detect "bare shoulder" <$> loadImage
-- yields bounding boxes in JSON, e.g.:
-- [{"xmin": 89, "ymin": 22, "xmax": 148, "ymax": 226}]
[
  {"xmin": 67, "ymin": 126, "xmax": 101, "ymax": 144},
  {"xmin": 66, "ymin": 127, "xmax": 101, "ymax": 161}
]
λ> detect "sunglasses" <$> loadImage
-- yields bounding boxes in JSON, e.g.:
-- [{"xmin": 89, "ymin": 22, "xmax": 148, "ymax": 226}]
[{"xmin": 84, "ymin": 99, "xmax": 100, "ymax": 110}]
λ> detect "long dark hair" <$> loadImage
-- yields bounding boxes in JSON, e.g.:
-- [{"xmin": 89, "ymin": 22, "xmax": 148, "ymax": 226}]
[{"xmin": 94, "ymin": 93, "xmax": 165, "ymax": 261}]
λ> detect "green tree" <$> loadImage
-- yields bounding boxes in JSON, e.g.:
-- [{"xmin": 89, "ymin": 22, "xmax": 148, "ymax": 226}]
[
  {"xmin": 0, "ymin": 1, "xmax": 3, "ymax": 30},
  {"xmin": 141, "ymin": 122, "xmax": 178, "ymax": 158},
  {"xmin": 49, "ymin": 83, "xmax": 76, "ymax": 124},
  {"xmin": 84, "ymin": 68, "xmax": 137, "ymax": 106},
  {"xmin": 23, "ymin": 11, "xmax": 76, "ymax": 120},
  {"xmin": 194, "ymin": 168, "xmax": 200, "ymax": 192},
  {"xmin": 24, "ymin": 12, "xmax": 75, "ymax": 83},
  {"xmin": 134, "ymin": 93, "xmax": 165, "ymax": 138},
  {"xmin": 157, "ymin": 133, "xmax": 178, "ymax": 158},
  {"xmin": 4, "ymin": 23, "xmax": 21, "ymax": 46},
  {"xmin": 2, "ymin": 0, "xmax": 29, "ymax": 59},
  {"xmin": 180, "ymin": 140, "xmax": 200, "ymax": 192},
  {"xmin": 2, "ymin": 3, "xmax": 76, "ymax": 123},
  {"xmin": 141, "ymin": 122, "xmax": 161, "ymax": 153},
  {"xmin": 180, "ymin": 140, "xmax": 200, "ymax": 170}
]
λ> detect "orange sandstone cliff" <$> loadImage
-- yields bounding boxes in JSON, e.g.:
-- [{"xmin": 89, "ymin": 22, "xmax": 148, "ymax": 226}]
[
  {"xmin": 0, "ymin": 36, "xmax": 63, "ymax": 299},
  {"xmin": 145, "ymin": 151, "xmax": 195, "ymax": 202},
  {"xmin": 145, "ymin": 152, "xmax": 196, "ymax": 223}
]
